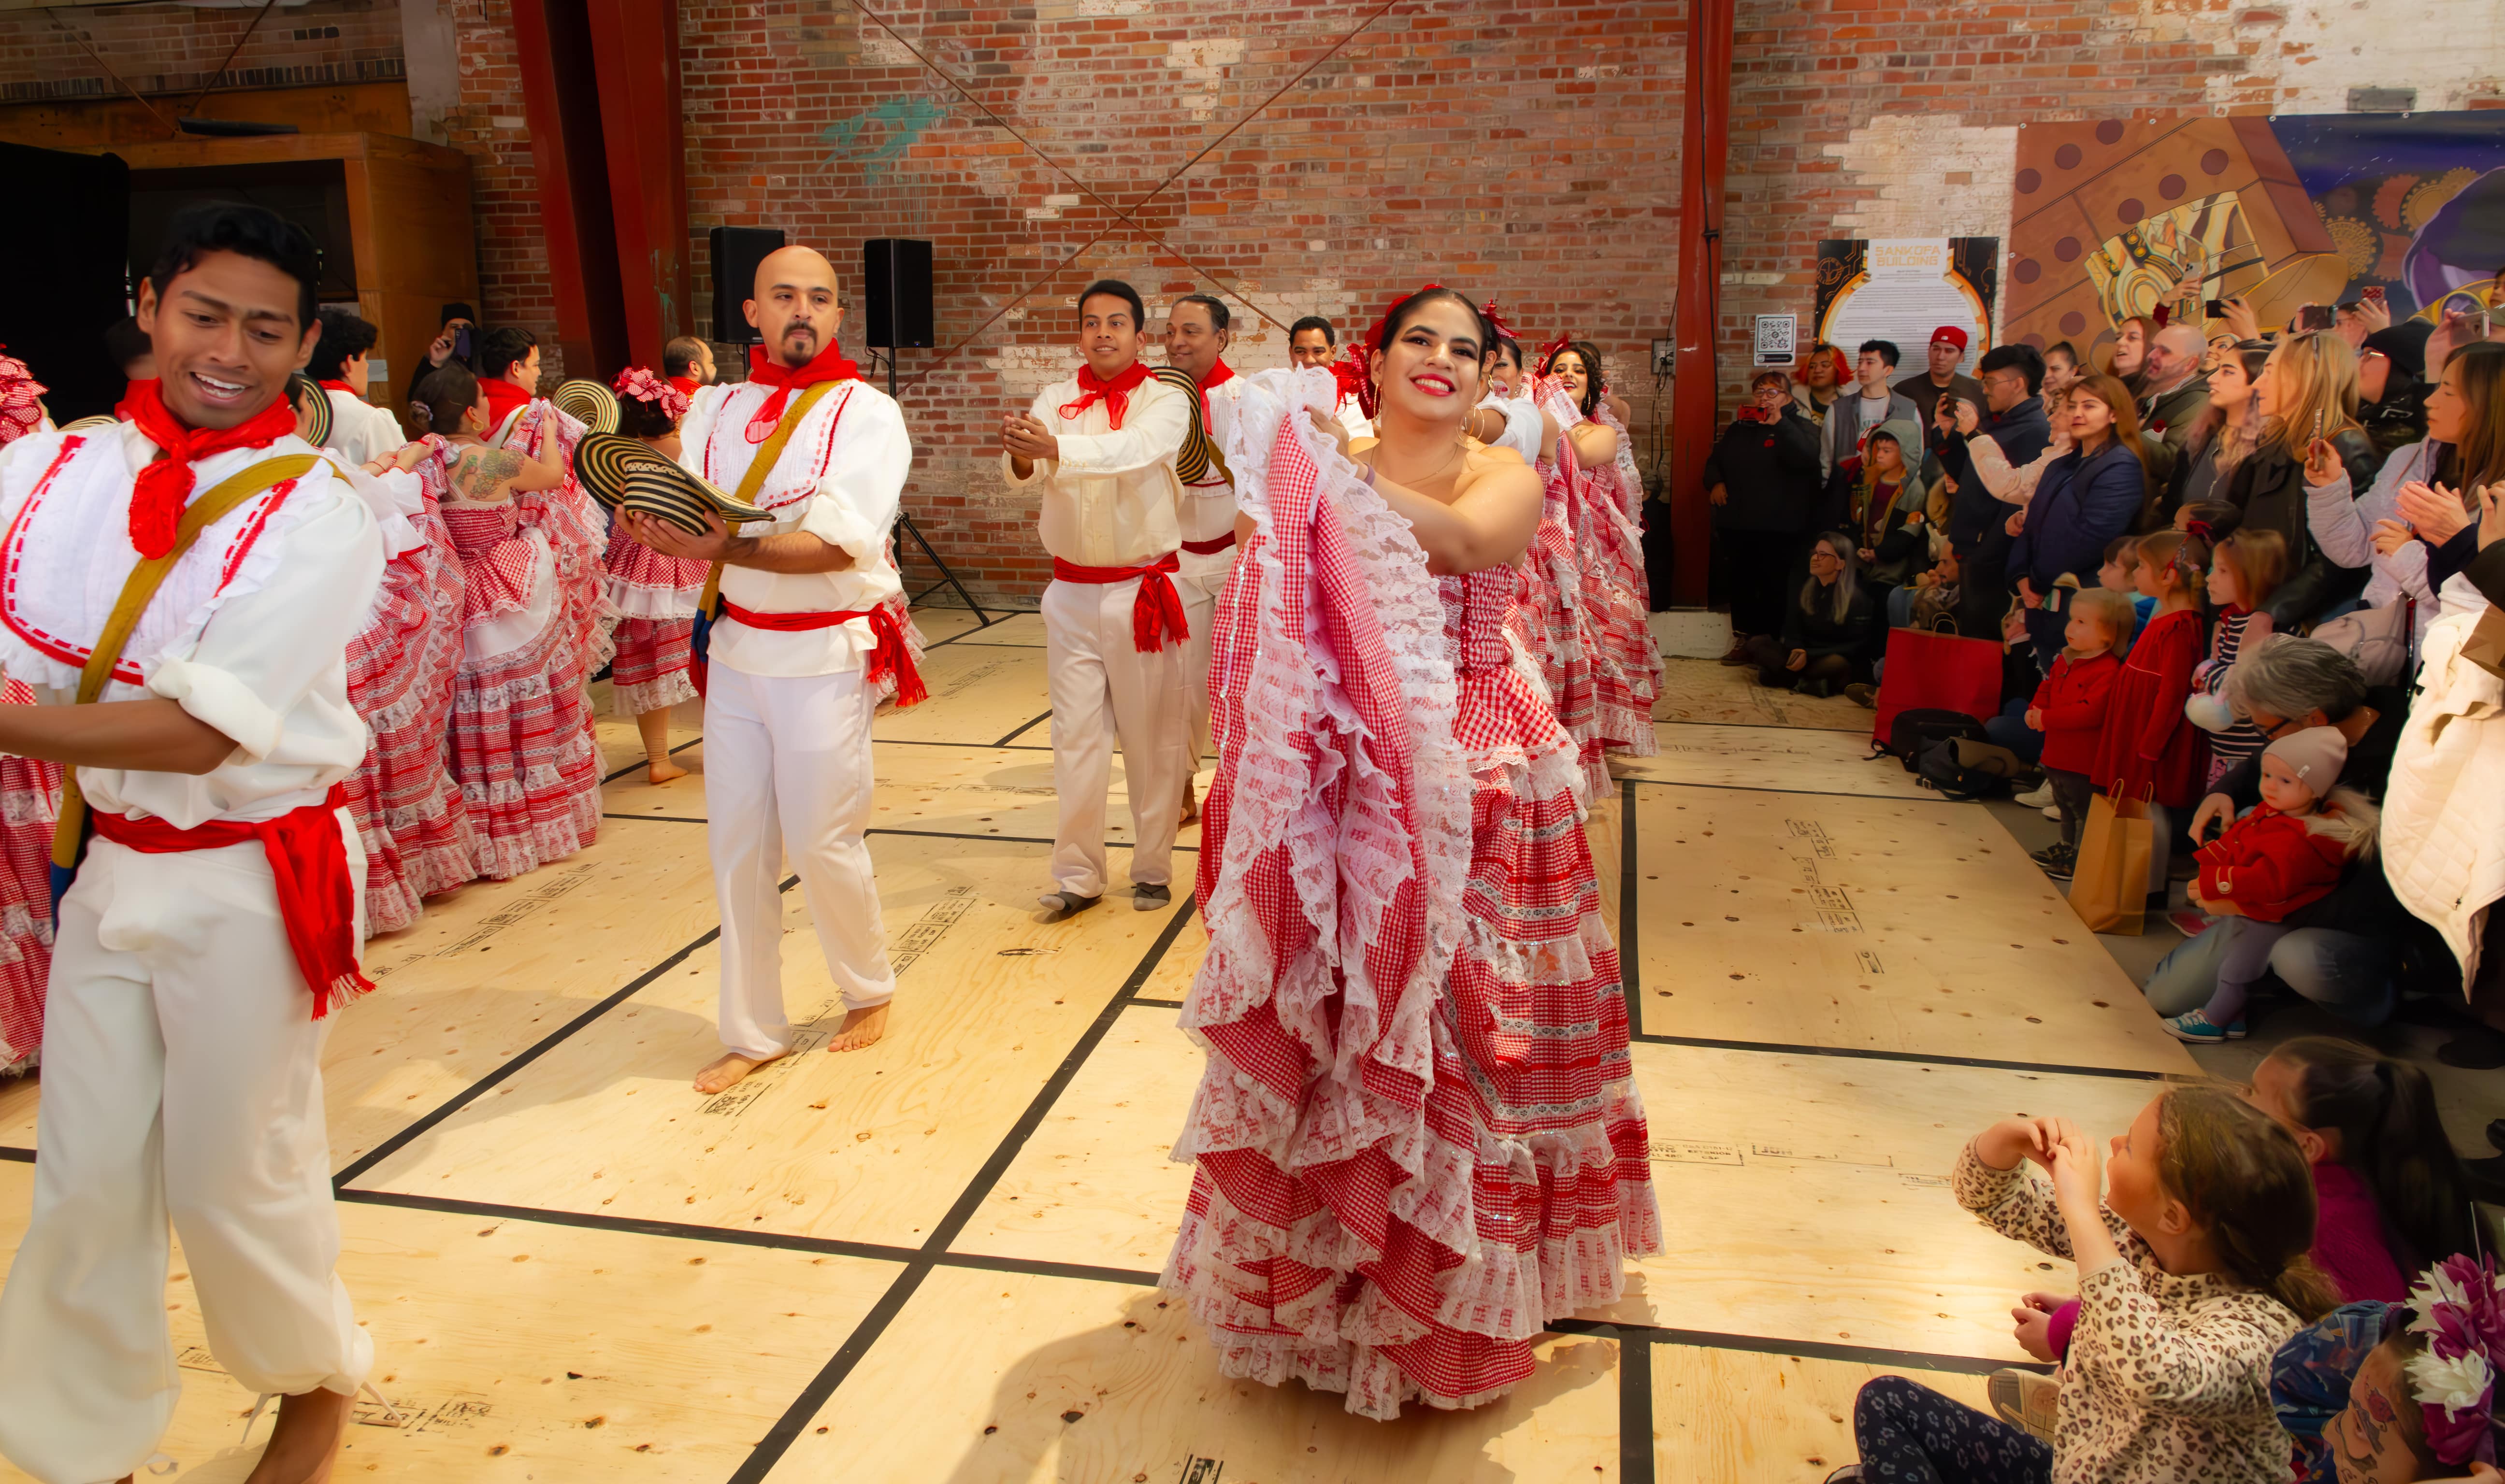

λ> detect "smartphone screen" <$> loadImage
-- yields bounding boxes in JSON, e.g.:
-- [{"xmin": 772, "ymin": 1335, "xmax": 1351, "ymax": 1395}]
[
  {"xmin": 453, "ymin": 326, "xmax": 474, "ymax": 362},
  {"xmin": 2295, "ymin": 305, "xmax": 2335, "ymax": 332},
  {"xmin": 2203, "ymin": 299, "xmax": 2228, "ymax": 319}
]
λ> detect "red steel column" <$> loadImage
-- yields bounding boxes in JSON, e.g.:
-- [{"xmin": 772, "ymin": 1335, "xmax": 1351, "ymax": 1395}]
[
  {"xmin": 1668, "ymin": 0, "xmax": 1734, "ymax": 605},
  {"xmin": 585, "ymin": 0, "xmax": 692, "ymax": 368}
]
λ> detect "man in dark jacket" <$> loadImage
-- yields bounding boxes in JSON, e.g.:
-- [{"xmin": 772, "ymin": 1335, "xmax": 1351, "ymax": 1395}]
[
  {"xmin": 1707, "ymin": 370, "xmax": 1825, "ymax": 656},
  {"xmin": 1937, "ymin": 343, "xmax": 2051, "ymax": 641}
]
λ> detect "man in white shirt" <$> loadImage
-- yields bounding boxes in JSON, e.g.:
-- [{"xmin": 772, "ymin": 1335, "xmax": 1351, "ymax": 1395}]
[
  {"xmin": 0, "ymin": 203, "xmax": 387, "ymax": 1484},
  {"xmin": 1003, "ymin": 280, "xmax": 1192, "ymax": 916},
  {"xmin": 1292, "ymin": 314, "xmax": 1372, "ymax": 443},
  {"xmin": 633, "ymin": 245, "xmax": 917, "ymax": 1096},
  {"xmin": 308, "ymin": 309, "xmax": 408, "ymax": 465},
  {"xmin": 1822, "ymin": 338, "xmax": 1920, "ymax": 483},
  {"xmin": 1162, "ymin": 293, "xmax": 1241, "ymax": 811}
]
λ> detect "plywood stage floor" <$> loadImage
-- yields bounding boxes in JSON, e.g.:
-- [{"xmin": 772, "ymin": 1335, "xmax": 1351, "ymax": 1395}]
[{"xmin": 0, "ymin": 604, "xmax": 2197, "ymax": 1484}]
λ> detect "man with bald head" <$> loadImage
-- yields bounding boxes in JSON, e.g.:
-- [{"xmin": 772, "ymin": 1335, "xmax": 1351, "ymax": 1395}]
[
  {"xmin": 2137, "ymin": 321, "xmax": 2210, "ymax": 514},
  {"xmin": 636, "ymin": 244, "xmax": 917, "ymax": 1093}
]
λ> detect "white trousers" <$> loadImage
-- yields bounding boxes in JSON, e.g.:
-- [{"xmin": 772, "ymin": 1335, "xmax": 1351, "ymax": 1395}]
[
  {"xmin": 1041, "ymin": 575, "xmax": 1188, "ymax": 897},
  {"xmin": 1174, "ymin": 545, "xmax": 1236, "ymax": 771},
  {"xmin": 704, "ymin": 663, "xmax": 895, "ymax": 1060},
  {"xmin": 0, "ymin": 825, "xmax": 370, "ymax": 1484}
]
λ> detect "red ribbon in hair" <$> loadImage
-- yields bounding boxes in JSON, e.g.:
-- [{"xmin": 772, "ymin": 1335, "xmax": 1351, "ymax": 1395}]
[
  {"xmin": 1056, "ymin": 360, "xmax": 1152, "ymax": 430},
  {"xmin": 718, "ymin": 599, "xmax": 925, "ymax": 707},
  {"xmin": 746, "ymin": 342, "xmax": 859, "ymax": 443},
  {"xmin": 1332, "ymin": 347, "xmax": 1377, "ymax": 421},
  {"xmin": 91, "ymin": 784, "xmax": 374, "ymax": 1018},
  {"xmin": 2184, "ymin": 519, "xmax": 2216, "ymax": 545},
  {"xmin": 113, "ymin": 378, "xmax": 298, "ymax": 559},
  {"xmin": 1481, "ymin": 299, "xmax": 1520, "ymax": 341},
  {"xmin": 1051, "ymin": 551, "xmax": 1189, "ymax": 653},
  {"xmin": 1536, "ymin": 329, "xmax": 1574, "ymax": 376}
]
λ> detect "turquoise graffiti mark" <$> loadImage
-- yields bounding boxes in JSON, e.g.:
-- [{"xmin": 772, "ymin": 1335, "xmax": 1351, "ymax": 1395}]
[{"xmin": 820, "ymin": 98, "xmax": 946, "ymax": 179}]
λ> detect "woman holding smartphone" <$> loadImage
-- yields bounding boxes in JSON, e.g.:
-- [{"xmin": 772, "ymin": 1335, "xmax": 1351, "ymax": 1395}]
[{"xmin": 2231, "ymin": 332, "xmax": 2383, "ymax": 626}]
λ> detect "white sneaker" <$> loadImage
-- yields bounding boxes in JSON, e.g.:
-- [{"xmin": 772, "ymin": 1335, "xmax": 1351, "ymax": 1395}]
[
  {"xmin": 1988, "ymin": 1368, "xmax": 2060, "ymax": 1443},
  {"xmin": 2042, "ymin": 803, "xmax": 2061, "ymax": 820},
  {"xmin": 2013, "ymin": 781, "xmax": 2054, "ymax": 808}
]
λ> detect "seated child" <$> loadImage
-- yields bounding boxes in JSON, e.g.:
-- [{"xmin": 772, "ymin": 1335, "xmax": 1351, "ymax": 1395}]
[
  {"xmin": 2272, "ymin": 1255, "xmax": 2505, "ymax": 1484},
  {"xmin": 2164, "ymin": 728, "xmax": 2377, "ymax": 1043},
  {"xmin": 2024, "ymin": 587, "xmax": 2132, "ymax": 880},
  {"xmin": 1827, "ymin": 1087, "xmax": 2332, "ymax": 1484}
]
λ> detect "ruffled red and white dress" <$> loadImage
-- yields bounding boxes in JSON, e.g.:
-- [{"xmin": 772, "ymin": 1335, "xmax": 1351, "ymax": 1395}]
[
  {"xmin": 0, "ymin": 678, "xmax": 57, "ymax": 1072},
  {"xmin": 1552, "ymin": 390, "xmax": 1660, "ymax": 764},
  {"xmin": 1167, "ymin": 369, "xmax": 1658, "ymax": 1420},
  {"xmin": 438, "ymin": 410, "xmax": 606, "ymax": 879},
  {"xmin": 343, "ymin": 451, "xmax": 476, "ymax": 935},
  {"xmin": 601, "ymin": 530, "xmax": 705, "ymax": 717}
]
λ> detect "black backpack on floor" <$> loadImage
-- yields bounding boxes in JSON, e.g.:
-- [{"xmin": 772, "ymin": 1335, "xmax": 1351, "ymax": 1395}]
[
  {"xmin": 1917, "ymin": 737, "xmax": 2027, "ymax": 799},
  {"xmin": 1872, "ymin": 707, "xmax": 1987, "ymax": 772}
]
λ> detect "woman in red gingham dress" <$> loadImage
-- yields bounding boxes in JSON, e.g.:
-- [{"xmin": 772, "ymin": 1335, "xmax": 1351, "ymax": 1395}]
[
  {"xmin": 416, "ymin": 364, "xmax": 605, "ymax": 880},
  {"xmin": 1171, "ymin": 289, "xmax": 1658, "ymax": 1421},
  {"xmin": 343, "ymin": 434, "xmax": 477, "ymax": 934},
  {"xmin": 1541, "ymin": 343, "xmax": 1661, "ymax": 776},
  {"xmin": 0, "ymin": 357, "xmax": 56, "ymax": 1069},
  {"xmin": 604, "ymin": 368, "xmax": 708, "ymax": 785}
]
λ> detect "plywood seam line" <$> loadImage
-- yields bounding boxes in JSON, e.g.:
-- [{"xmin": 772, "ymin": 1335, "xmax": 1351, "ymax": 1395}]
[
  {"xmin": 724, "ymin": 893, "xmax": 1204, "ymax": 1484},
  {"xmin": 1547, "ymin": 1318, "xmax": 2044, "ymax": 1379},
  {"xmin": 875, "ymin": 736, "xmax": 1052, "ymax": 752},
  {"xmin": 1622, "ymin": 776, "xmax": 1963, "ymax": 804},
  {"xmin": 1618, "ymin": 1329, "xmax": 1656, "ymax": 1484},
  {"xmin": 1620, "ymin": 776, "xmax": 1642, "ymax": 1039},
  {"xmin": 892, "ymin": 0, "xmax": 1411, "ymax": 390},
  {"xmin": 328, "ymin": 872, "xmax": 803, "ymax": 1189},
  {"xmin": 920, "ymin": 610, "xmax": 1027, "ymax": 649},
  {"xmin": 600, "ymin": 734, "xmax": 705, "ymax": 785},
  {"xmin": 992, "ymin": 709, "xmax": 1051, "ymax": 747},
  {"xmin": 1629, "ymin": 1032, "xmax": 2173, "ymax": 1082}
]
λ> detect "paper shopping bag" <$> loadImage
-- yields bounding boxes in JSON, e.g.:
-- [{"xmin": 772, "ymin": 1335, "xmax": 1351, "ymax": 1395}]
[{"xmin": 2068, "ymin": 786, "xmax": 2151, "ymax": 935}]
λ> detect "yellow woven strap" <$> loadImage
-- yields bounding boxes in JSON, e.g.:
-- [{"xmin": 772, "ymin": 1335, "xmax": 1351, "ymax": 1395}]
[
  {"xmin": 698, "ymin": 379, "xmax": 840, "ymax": 619},
  {"xmin": 52, "ymin": 452, "xmax": 322, "ymax": 869}
]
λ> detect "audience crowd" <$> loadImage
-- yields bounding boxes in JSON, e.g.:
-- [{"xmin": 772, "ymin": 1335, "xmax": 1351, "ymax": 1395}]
[{"xmin": 1712, "ymin": 294, "xmax": 2505, "ymax": 1483}]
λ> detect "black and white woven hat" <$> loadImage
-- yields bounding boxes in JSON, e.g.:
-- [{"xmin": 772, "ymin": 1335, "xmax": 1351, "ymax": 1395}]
[{"xmin": 573, "ymin": 432, "xmax": 771, "ymax": 535}]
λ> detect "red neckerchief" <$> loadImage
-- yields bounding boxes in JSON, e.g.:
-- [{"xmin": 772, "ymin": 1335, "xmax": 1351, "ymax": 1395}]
[
  {"xmin": 1058, "ymin": 360, "xmax": 1151, "ymax": 430},
  {"xmin": 669, "ymin": 375, "xmax": 702, "ymax": 400},
  {"xmin": 318, "ymin": 379, "xmax": 355, "ymax": 394},
  {"xmin": 1196, "ymin": 358, "xmax": 1236, "ymax": 422},
  {"xmin": 113, "ymin": 378, "xmax": 297, "ymax": 559},
  {"xmin": 481, "ymin": 376, "xmax": 533, "ymax": 433},
  {"xmin": 745, "ymin": 342, "xmax": 859, "ymax": 443}
]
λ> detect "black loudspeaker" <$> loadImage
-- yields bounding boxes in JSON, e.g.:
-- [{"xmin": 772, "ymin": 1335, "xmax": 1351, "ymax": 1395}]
[
  {"xmin": 863, "ymin": 239, "xmax": 934, "ymax": 349},
  {"xmin": 709, "ymin": 226, "xmax": 786, "ymax": 345}
]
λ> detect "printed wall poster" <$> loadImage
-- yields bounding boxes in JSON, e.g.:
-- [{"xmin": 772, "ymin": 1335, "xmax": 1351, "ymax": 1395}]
[
  {"xmin": 1814, "ymin": 238, "xmax": 1999, "ymax": 375},
  {"xmin": 2004, "ymin": 113, "xmax": 2505, "ymax": 363}
]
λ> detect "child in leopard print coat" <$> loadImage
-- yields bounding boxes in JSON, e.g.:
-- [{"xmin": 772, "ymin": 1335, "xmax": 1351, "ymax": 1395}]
[{"xmin": 1828, "ymin": 1086, "xmax": 2339, "ymax": 1484}]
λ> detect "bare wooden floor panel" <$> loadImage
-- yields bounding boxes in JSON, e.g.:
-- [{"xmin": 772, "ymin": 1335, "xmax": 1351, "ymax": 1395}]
[
  {"xmin": 1651, "ymin": 1348, "xmax": 1989, "ymax": 1480},
  {"xmin": 345, "ymin": 838, "xmax": 1189, "ymax": 1250},
  {"xmin": 1632, "ymin": 786, "xmax": 2193, "ymax": 1073},
  {"xmin": 1615, "ymin": 722, "xmax": 1931, "ymax": 800},
  {"xmin": 1652, "ymin": 658, "xmax": 1870, "ymax": 733},
  {"xmin": 0, "ymin": 1162, "xmax": 902, "ymax": 1484},
  {"xmin": 875, "ymin": 643, "xmax": 1053, "ymax": 746},
  {"xmin": 760, "ymin": 1267, "xmax": 1627, "ymax": 1484}
]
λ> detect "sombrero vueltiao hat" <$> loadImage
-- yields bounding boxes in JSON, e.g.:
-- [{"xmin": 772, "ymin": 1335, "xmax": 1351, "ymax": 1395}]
[
  {"xmin": 60, "ymin": 415, "xmax": 118, "ymax": 432},
  {"xmin": 573, "ymin": 431, "xmax": 772, "ymax": 536},
  {"xmin": 287, "ymin": 373, "xmax": 333, "ymax": 449},
  {"xmin": 551, "ymin": 378, "xmax": 619, "ymax": 434}
]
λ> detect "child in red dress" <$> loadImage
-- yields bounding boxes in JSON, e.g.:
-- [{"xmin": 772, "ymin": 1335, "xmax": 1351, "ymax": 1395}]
[
  {"xmin": 2023, "ymin": 587, "xmax": 2131, "ymax": 880},
  {"xmin": 2090, "ymin": 528, "xmax": 2210, "ymax": 906}
]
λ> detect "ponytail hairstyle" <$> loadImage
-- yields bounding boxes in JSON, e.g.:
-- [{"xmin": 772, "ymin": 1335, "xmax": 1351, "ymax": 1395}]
[
  {"xmin": 2134, "ymin": 528, "xmax": 2209, "ymax": 614},
  {"xmin": 409, "ymin": 363, "xmax": 481, "ymax": 437},
  {"xmin": 2158, "ymin": 1084, "xmax": 2342, "ymax": 1321},
  {"xmin": 2270, "ymin": 1037, "xmax": 2478, "ymax": 1271}
]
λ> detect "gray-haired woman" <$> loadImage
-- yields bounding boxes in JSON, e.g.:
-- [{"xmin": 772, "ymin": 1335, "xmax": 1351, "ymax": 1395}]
[
  {"xmin": 2143, "ymin": 636, "xmax": 2405, "ymax": 1027},
  {"xmin": 1739, "ymin": 531, "xmax": 1879, "ymax": 697}
]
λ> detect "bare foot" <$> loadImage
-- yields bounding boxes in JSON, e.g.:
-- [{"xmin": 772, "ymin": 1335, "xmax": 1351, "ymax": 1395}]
[
  {"xmin": 1178, "ymin": 776, "xmax": 1199, "ymax": 826},
  {"xmin": 244, "ymin": 1386, "xmax": 352, "ymax": 1484},
  {"xmin": 645, "ymin": 757, "xmax": 688, "ymax": 785},
  {"xmin": 825, "ymin": 1003, "xmax": 889, "ymax": 1053},
  {"xmin": 694, "ymin": 1049, "xmax": 783, "ymax": 1094}
]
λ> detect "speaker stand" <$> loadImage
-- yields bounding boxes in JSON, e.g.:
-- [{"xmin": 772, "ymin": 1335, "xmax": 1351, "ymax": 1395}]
[{"xmin": 872, "ymin": 342, "xmax": 989, "ymax": 627}]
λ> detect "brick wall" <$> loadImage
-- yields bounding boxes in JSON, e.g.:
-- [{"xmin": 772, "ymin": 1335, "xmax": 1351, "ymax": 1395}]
[
  {"xmin": 669, "ymin": 0, "xmax": 1684, "ymax": 599},
  {"xmin": 0, "ymin": 0, "xmax": 405, "ymax": 102},
  {"xmin": 438, "ymin": 0, "xmax": 560, "ymax": 361}
]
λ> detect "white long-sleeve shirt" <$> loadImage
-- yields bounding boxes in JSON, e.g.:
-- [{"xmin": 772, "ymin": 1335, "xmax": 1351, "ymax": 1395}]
[
  {"xmin": 681, "ymin": 378, "xmax": 911, "ymax": 679},
  {"xmin": 1002, "ymin": 371, "xmax": 1189, "ymax": 567},
  {"xmin": 2308, "ymin": 439, "xmax": 2441, "ymax": 638},
  {"xmin": 0, "ymin": 423, "xmax": 384, "ymax": 828},
  {"xmin": 322, "ymin": 388, "xmax": 407, "ymax": 467}
]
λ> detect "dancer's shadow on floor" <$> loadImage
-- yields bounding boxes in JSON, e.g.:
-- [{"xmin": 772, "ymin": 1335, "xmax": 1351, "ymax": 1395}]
[{"xmin": 931, "ymin": 1288, "xmax": 1623, "ymax": 1484}]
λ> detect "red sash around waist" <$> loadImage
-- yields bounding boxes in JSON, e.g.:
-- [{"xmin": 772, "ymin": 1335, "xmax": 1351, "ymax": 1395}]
[
  {"xmin": 1180, "ymin": 532, "xmax": 1238, "ymax": 556},
  {"xmin": 717, "ymin": 599, "xmax": 927, "ymax": 707},
  {"xmin": 90, "ymin": 784, "xmax": 372, "ymax": 1019},
  {"xmin": 1051, "ymin": 551, "xmax": 1189, "ymax": 653}
]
